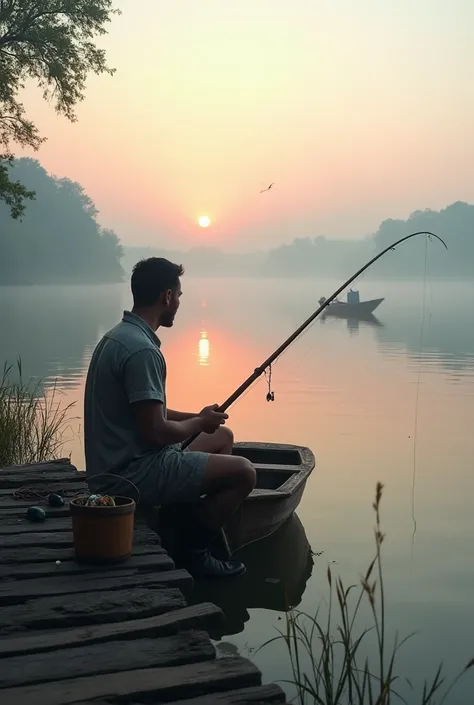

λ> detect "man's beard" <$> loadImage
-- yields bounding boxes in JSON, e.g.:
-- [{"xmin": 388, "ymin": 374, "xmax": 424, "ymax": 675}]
[{"xmin": 160, "ymin": 311, "xmax": 175, "ymax": 327}]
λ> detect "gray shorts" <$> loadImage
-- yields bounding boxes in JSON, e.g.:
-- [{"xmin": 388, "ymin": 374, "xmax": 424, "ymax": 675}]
[{"xmin": 91, "ymin": 444, "xmax": 209, "ymax": 506}]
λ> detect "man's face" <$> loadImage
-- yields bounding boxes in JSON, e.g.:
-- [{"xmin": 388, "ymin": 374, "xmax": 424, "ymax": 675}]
[{"xmin": 160, "ymin": 280, "xmax": 182, "ymax": 327}]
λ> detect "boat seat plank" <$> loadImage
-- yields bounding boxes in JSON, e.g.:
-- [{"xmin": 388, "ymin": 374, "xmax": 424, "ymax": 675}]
[
  {"xmin": 0, "ymin": 603, "xmax": 223, "ymax": 657},
  {"xmin": 0, "ymin": 631, "xmax": 215, "ymax": 689},
  {"xmin": 0, "ymin": 584, "xmax": 187, "ymax": 635},
  {"xmin": 0, "ymin": 569, "xmax": 193, "ymax": 606},
  {"xmin": 0, "ymin": 656, "xmax": 260, "ymax": 705},
  {"xmin": 247, "ymin": 488, "xmax": 292, "ymax": 499},
  {"xmin": 253, "ymin": 463, "xmax": 301, "ymax": 473}
]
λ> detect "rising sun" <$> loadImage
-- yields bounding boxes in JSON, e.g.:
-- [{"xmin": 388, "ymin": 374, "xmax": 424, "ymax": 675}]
[{"xmin": 198, "ymin": 215, "xmax": 211, "ymax": 228}]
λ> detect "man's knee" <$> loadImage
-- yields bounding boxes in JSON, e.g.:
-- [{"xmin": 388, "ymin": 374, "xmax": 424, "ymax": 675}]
[
  {"xmin": 201, "ymin": 454, "xmax": 256, "ymax": 495},
  {"xmin": 215, "ymin": 426, "xmax": 234, "ymax": 453},
  {"xmin": 234, "ymin": 456, "xmax": 256, "ymax": 494},
  {"xmin": 219, "ymin": 425, "xmax": 234, "ymax": 449}
]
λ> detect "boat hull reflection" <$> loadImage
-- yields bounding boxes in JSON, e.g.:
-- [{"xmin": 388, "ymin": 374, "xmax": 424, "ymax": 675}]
[{"xmin": 187, "ymin": 513, "xmax": 314, "ymax": 638}]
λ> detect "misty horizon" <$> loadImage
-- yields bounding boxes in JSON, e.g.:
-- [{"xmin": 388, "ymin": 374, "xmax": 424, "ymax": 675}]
[{"xmin": 10, "ymin": 0, "xmax": 473, "ymax": 252}]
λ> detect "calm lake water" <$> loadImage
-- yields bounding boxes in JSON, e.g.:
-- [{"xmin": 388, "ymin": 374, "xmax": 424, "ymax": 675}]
[{"xmin": 1, "ymin": 278, "xmax": 473, "ymax": 702}]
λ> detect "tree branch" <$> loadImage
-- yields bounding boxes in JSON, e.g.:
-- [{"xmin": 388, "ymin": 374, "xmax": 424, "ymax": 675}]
[{"xmin": 0, "ymin": 0, "xmax": 119, "ymax": 217}]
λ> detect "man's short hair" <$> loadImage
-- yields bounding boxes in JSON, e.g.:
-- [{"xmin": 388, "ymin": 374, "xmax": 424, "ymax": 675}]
[{"xmin": 131, "ymin": 257, "xmax": 184, "ymax": 307}]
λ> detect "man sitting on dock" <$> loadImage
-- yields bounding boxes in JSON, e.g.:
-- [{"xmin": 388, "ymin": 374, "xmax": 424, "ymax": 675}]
[{"xmin": 83, "ymin": 257, "xmax": 256, "ymax": 579}]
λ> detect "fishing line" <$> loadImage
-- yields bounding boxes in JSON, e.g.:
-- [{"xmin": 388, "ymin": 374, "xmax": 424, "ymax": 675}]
[
  {"xmin": 181, "ymin": 231, "xmax": 447, "ymax": 450},
  {"xmin": 410, "ymin": 234, "xmax": 430, "ymax": 552},
  {"xmin": 264, "ymin": 363, "xmax": 275, "ymax": 402},
  {"xmin": 248, "ymin": 231, "xmax": 431, "ymax": 554}
]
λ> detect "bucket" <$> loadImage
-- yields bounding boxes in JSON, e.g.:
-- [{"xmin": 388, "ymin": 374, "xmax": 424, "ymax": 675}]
[{"xmin": 70, "ymin": 496, "xmax": 136, "ymax": 564}]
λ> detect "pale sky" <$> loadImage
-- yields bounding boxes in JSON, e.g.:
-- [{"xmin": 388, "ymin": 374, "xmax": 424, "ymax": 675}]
[{"xmin": 19, "ymin": 0, "xmax": 474, "ymax": 250}]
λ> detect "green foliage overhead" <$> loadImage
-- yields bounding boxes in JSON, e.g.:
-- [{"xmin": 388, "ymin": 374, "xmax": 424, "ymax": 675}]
[
  {"xmin": 0, "ymin": 154, "xmax": 34, "ymax": 218},
  {"xmin": 0, "ymin": 0, "xmax": 119, "ymax": 218}
]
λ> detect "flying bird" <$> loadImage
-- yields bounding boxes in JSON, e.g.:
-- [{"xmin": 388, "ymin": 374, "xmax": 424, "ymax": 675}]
[{"xmin": 260, "ymin": 182, "xmax": 275, "ymax": 193}]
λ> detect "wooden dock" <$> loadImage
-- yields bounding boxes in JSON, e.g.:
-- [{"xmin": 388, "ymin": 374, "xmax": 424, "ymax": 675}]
[{"xmin": 0, "ymin": 459, "xmax": 287, "ymax": 704}]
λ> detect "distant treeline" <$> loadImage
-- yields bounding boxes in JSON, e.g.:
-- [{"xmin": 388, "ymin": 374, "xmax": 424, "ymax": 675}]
[
  {"xmin": 370, "ymin": 202, "xmax": 474, "ymax": 279},
  {"xmin": 1, "ymin": 156, "xmax": 472, "ymax": 285},
  {"xmin": 0, "ymin": 158, "xmax": 123, "ymax": 285},
  {"xmin": 124, "ymin": 202, "xmax": 474, "ymax": 280}
]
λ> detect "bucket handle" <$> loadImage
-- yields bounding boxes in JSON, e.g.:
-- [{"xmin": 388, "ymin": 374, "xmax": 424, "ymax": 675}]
[{"xmin": 86, "ymin": 473, "xmax": 141, "ymax": 505}]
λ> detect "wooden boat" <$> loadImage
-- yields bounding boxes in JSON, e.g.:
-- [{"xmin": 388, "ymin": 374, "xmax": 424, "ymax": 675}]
[
  {"xmin": 319, "ymin": 290, "xmax": 384, "ymax": 319},
  {"xmin": 224, "ymin": 441, "xmax": 315, "ymax": 552},
  {"xmin": 155, "ymin": 441, "xmax": 315, "ymax": 558}
]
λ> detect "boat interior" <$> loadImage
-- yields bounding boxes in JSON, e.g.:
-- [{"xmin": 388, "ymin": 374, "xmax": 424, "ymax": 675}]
[{"xmin": 232, "ymin": 445, "xmax": 302, "ymax": 491}]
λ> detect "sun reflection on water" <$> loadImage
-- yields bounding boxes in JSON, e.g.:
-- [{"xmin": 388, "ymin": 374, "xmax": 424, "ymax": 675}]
[{"xmin": 198, "ymin": 329, "xmax": 210, "ymax": 366}]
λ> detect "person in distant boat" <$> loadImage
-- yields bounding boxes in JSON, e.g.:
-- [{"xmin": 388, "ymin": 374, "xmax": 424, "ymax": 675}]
[{"xmin": 83, "ymin": 257, "xmax": 256, "ymax": 579}]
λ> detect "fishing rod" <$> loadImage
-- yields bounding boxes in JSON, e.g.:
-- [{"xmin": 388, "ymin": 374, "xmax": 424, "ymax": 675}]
[{"xmin": 182, "ymin": 230, "xmax": 447, "ymax": 449}]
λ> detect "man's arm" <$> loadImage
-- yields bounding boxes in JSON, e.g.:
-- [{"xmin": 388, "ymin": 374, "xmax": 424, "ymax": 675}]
[
  {"xmin": 132, "ymin": 401, "xmax": 204, "ymax": 447},
  {"xmin": 123, "ymin": 349, "xmax": 202, "ymax": 447},
  {"xmin": 167, "ymin": 409, "xmax": 197, "ymax": 422},
  {"xmin": 122, "ymin": 349, "xmax": 227, "ymax": 446},
  {"xmin": 133, "ymin": 401, "xmax": 228, "ymax": 447}
]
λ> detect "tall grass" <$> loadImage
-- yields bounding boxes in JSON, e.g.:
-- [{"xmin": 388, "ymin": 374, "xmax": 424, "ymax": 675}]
[
  {"xmin": 263, "ymin": 483, "xmax": 472, "ymax": 704},
  {"xmin": 0, "ymin": 360, "xmax": 76, "ymax": 467}
]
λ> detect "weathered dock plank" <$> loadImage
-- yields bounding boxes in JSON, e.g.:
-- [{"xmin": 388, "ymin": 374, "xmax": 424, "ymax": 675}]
[
  {"xmin": 0, "ymin": 460, "xmax": 287, "ymax": 705},
  {"xmin": 0, "ymin": 568, "xmax": 193, "ymax": 605},
  {"xmin": 0, "ymin": 543, "xmax": 164, "ymax": 565},
  {"xmin": 0, "ymin": 502, "xmax": 72, "ymax": 516},
  {"xmin": 0, "ymin": 480, "xmax": 86, "ymax": 496},
  {"xmin": 0, "ymin": 525, "xmax": 160, "ymax": 548},
  {"xmin": 0, "ymin": 459, "xmax": 77, "ymax": 474},
  {"xmin": 72, "ymin": 687, "xmax": 286, "ymax": 705},
  {"xmin": 170, "ymin": 684, "xmax": 287, "ymax": 704},
  {"xmin": 0, "ymin": 517, "xmax": 79, "ymax": 532},
  {"xmin": 0, "ymin": 585, "xmax": 187, "ymax": 634},
  {"xmin": 0, "ymin": 656, "xmax": 261, "ymax": 705},
  {"xmin": 0, "ymin": 470, "xmax": 86, "ymax": 489},
  {"xmin": 0, "ymin": 530, "xmax": 92, "ymax": 548},
  {"xmin": 0, "ymin": 603, "xmax": 223, "ymax": 657},
  {"xmin": 0, "ymin": 630, "xmax": 215, "ymax": 688},
  {"xmin": 0, "ymin": 551, "xmax": 174, "ymax": 580}
]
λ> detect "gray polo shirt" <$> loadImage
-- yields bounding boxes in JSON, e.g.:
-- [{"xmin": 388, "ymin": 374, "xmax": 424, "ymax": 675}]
[{"xmin": 84, "ymin": 311, "xmax": 168, "ymax": 484}]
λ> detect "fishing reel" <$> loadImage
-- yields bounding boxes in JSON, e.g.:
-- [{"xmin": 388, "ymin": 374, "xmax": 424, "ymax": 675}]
[{"xmin": 265, "ymin": 364, "xmax": 275, "ymax": 401}]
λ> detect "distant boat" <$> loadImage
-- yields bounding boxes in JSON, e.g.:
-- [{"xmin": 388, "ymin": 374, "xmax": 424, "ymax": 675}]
[{"xmin": 319, "ymin": 289, "xmax": 384, "ymax": 319}]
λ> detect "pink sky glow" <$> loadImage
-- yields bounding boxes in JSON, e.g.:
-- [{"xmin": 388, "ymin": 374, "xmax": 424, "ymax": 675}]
[{"xmin": 17, "ymin": 0, "xmax": 474, "ymax": 251}]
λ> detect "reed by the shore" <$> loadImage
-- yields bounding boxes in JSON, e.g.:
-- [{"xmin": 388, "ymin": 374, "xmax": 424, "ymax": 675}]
[
  {"xmin": 0, "ymin": 359, "xmax": 75, "ymax": 467},
  {"xmin": 262, "ymin": 483, "xmax": 473, "ymax": 705}
]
